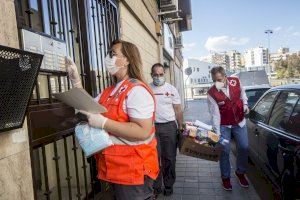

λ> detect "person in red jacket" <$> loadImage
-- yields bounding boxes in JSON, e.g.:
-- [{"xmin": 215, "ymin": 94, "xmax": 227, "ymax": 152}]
[
  {"xmin": 66, "ymin": 39, "xmax": 159, "ymax": 200},
  {"xmin": 207, "ymin": 66, "xmax": 250, "ymax": 191}
]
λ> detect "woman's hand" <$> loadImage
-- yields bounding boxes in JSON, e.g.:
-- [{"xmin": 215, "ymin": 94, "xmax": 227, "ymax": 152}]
[
  {"xmin": 65, "ymin": 56, "xmax": 82, "ymax": 88},
  {"xmin": 79, "ymin": 110, "xmax": 108, "ymax": 129}
]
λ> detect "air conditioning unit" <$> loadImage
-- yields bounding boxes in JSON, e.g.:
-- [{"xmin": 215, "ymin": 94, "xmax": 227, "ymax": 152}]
[{"xmin": 160, "ymin": 0, "xmax": 178, "ymax": 12}]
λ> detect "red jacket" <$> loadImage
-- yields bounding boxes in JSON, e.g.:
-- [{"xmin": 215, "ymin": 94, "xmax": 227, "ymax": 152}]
[{"xmin": 208, "ymin": 77, "xmax": 244, "ymax": 125}]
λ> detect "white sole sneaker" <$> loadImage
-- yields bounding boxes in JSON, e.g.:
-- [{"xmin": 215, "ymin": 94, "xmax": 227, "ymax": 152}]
[{"xmin": 235, "ymin": 172, "xmax": 249, "ymax": 188}]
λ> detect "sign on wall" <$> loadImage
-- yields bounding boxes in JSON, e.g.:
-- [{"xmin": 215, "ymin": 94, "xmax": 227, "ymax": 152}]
[
  {"xmin": 21, "ymin": 29, "xmax": 67, "ymax": 71},
  {"xmin": 163, "ymin": 23, "xmax": 174, "ymax": 59}
]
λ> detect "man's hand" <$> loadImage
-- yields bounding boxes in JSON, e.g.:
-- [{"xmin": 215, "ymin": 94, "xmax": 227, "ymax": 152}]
[
  {"xmin": 244, "ymin": 105, "xmax": 250, "ymax": 114},
  {"xmin": 212, "ymin": 126, "xmax": 221, "ymax": 135},
  {"xmin": 178, "ymin": 124, "xmax": 184, "ymax": 131},
  {"xmin": 79, "ymin": 110, "xmax": 108, "ymax": 129}
]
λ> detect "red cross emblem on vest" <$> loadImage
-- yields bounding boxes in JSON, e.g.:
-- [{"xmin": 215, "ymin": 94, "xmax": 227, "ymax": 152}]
[
  {"xmin": 119, "ymin": 85, "xmax": 128, "ymax": 93},
  {"xmin": 229, "ymin": 79, "xmax": 237, "ymax": 87},
  {"xmin": 165, "ymin": 92, "xmax": 170, "ymax": 96}
]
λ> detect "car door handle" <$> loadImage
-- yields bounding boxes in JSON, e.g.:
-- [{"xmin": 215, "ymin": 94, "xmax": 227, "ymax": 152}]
[
  {"xmin": 254, "ymin": 128, "xmax": 259, "ymax": 136},
  {"xmin": 278, "ymin": 144, "xmax": 294, "ymax": 155}
]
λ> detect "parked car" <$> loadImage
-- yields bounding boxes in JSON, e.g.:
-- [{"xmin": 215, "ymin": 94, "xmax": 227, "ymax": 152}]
[
  {"xmin": 247, "ymin": 84, "xmax": 300, "ymax": 200},
  {"xmin": 244, "ymin": 85, "xmax": 271, "ymax": 108}
]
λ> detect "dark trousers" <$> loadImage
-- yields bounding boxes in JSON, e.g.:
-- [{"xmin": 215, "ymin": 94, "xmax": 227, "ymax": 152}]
[
  {"xmin": 153, "ymin": 121, "xmax": 178, "ymax": 193},
  {"xmin": 110, "ymin": 176, "xmax": 154, "ymax": 200}
]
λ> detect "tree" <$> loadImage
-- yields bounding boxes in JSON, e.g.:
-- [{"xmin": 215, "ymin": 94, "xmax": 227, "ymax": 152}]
[{"xmin": 274, "ymin": 54, "xmax": 300, "ymax": 78}]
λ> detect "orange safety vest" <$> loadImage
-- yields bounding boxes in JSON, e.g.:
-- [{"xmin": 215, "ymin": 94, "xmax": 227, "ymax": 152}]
[{"xmin": 96, "ymin": 78, "xmax": 159, "ymax": 185}]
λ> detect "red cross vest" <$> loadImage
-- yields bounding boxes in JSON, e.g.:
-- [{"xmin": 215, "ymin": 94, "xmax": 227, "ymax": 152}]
[
  {"xmin": 96, "ymin": 78, "xmax": 159, "ymax": 185},
  {"xmin": 208, "ymin": 77, "xmax": 244, "ymax": 125}
]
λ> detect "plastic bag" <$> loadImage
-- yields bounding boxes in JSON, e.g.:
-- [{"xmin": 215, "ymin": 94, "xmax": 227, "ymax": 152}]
[{"xmin": 75, "ymin": 122, "xmax": 113, "ymax": 157}]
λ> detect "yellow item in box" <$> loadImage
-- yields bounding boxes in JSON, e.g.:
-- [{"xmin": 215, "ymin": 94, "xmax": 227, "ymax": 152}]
[{"xmin": 207, "ymin": 131, "xmax": 219, "ymax": 143}]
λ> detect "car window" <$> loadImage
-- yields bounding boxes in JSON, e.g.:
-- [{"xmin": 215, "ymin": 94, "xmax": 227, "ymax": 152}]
[
  {"xmin": 285, "ymin": 98, "xmax": 300, "ymax": 136},
  {"xmin": 269, "ymin": 92, "xmax": 299, "ymax": 132},
  {"xmin": 252, "ymin": 91, "xmax": 278, "ymax": 122},
  {"xmin": 246, "ymin": 88, "xmax": 270, "ymax": 108}
]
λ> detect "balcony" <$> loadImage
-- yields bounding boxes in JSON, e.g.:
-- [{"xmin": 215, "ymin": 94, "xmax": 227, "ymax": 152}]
[{"xmin": 178, "ymin": 0, "xmax": 192, "ymax": 32}]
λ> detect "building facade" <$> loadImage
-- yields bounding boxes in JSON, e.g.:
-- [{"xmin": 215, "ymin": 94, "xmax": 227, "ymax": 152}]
[
  {"xmin": 0, "ymin": 0, "xmax": 192, "ymax": 199},
  {"xmin": 228, "ymin": 50, "xmax": 242, "ymax": 70},
  {"xmin": 211, "ymin": 52, "xmax": 230, "ymax": 69},
  {"xmin": 186, "ymin": 59, "xmax": 215, "ymax": 85},
  {"xmin": 270, "ymin": 47, "xmax": 290, "ymax": 63},
  {"xmin": 244, "ymin": 46, "xmax": 269, "ymax": 70},
  {"xmin": 184, "ymin": 58, "xmax": 217, "ymax": 98}
]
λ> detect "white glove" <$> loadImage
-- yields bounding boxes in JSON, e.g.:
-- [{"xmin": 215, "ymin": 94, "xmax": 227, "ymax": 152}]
[
  {"xmin": 65, "ymin": 56, "xmax": 82, "ymax": 88},
  {"xmin": 79, "ymin": 110, "xmax": 108, "ymax": 129}
]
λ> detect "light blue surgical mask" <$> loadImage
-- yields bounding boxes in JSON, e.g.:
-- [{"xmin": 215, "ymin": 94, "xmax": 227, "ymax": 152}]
[
  {"xmin": 153, "ymin": 77, "xmax": 165, "ymax": 86},
  {"xmin": 75, "ymin": 122, "xmax": 113, "ymax": 157}
]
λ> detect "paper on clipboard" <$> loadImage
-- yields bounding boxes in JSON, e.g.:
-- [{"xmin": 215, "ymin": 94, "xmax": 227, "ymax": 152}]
[{"xmin": 52, "ymin": 88, "xmax": 107, "ymax": 114}]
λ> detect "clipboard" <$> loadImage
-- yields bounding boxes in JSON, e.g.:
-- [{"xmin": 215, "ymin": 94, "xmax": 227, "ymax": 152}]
[{"xmin": 53, "ymin": 88, "xmax": 107, "ymax": 114}]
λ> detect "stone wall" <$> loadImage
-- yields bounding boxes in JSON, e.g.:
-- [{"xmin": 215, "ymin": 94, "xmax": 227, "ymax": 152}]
[
  {"xmin": 119, "ymin": 0, "xmax": 160, "ymax": 83},
  {"xmin": 0, "ymin": 1, "xmax": 34, "ymax": 199}
]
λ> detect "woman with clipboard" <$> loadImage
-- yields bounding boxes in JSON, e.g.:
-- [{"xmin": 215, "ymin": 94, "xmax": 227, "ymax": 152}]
[{"xmin": 66, "ymin": 39, "xmax": 159, "ymax": 200}]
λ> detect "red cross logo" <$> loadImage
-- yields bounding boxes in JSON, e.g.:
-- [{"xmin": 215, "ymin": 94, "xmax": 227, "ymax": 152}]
[
  {"xmin": 229, "ymin": 80, "xmax": 237, "ymax": 87},
  {"xmin": 119, "ymin": 85, "xmax": 128, "ymax": 93},
  {"xmin": 165, "ymin": 92, "xmax": 170, "ymax": 96}
]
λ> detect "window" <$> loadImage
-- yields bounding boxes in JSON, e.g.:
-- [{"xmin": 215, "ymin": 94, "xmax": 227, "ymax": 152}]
[
  {"xmin": 208, "ymin": 66, "xmax": 211, "ymax": 69},
  {"xmin": 208, "ymin": 74, "xmax": 210, "ymax": 78},
  {"xmin": 41, "ymin": 0, "xmax": 51, "ymax": 35},
  {"xmin": 252, "ymin": 91, "xmax": 278, "ymax": 122},
  {"xmin": 245, "ymin": 88, "xmax": 270, "ymax": 108},
  {"xmin": 190, "ymin": 78, "xmax": 193, "ymax": 83},
  {"xmin": 198, "ymin": 78, "xmax": 200, "ymax": 83},
  {"xmin": 29, "ymin": 0, "xmax": 44, "ymax": 32},
  {"xmin": 269, "ymin": 91, "xmax": 299, "ymax": 132},
  {"xmin": 197, "ymin": 68, "xmax": 199, "ymax": 72},
  {"xmin": 169, "ymin": 37, "xmax": 173, "ymax": 48},
  {"xmin": 18, "ymin": 0, "xmax": 71, "ymax": 40},
  {"xmin": 286, "ymin": 98, "xmax": 300, "ymax": 136}
]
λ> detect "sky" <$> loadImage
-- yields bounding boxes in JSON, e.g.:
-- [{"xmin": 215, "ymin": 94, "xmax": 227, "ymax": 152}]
[{"xmin": 182, "ymin": 0, "xmax": 300, "ymax": 59}]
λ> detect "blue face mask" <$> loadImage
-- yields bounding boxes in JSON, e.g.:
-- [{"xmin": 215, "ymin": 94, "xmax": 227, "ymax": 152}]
[
  {"xmin": 153, "ymin": 77, "xmax": 165, "ymax": 86},
  {"xmin": 75, "ymin": 122, "xmax": 112, "ymax": 157}
]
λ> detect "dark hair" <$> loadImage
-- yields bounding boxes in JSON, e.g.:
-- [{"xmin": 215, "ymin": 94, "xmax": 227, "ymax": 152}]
[
  {"xmin": 151, "ymin": 63, "xmax": 165, "ymax": 74},
  {"xmin": 210, "ymin": 66, "xmax": 226, "ymax": 81},
  {"xmin": 111, "ymin": 39, "xmax": 145, "ymax": 83}
]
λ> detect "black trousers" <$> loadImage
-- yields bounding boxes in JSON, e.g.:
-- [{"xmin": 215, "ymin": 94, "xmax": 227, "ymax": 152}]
[
  {"xmin": 153, "ymin": 121, "xmax": 178, "ymax": 193},
  {"xmin": 111, "ymin": 176, "xmax": 154, "ymax": 200}
]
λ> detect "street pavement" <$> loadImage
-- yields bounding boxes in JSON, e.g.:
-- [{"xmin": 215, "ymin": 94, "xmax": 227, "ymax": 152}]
[{"xmin": 157, "ymin": 99, "xmax": 261, "ymax": 200}]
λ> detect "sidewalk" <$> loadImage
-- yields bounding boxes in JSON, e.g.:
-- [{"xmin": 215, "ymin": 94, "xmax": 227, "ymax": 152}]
[{"xmin": 157, "ymin": 100, "xmax": 261, "ymax": 200}]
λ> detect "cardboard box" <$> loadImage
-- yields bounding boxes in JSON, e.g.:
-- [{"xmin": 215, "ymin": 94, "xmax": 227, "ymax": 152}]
[{"xmin": 180, "ymin": 137, "xmax": 222, "ymax": 162}]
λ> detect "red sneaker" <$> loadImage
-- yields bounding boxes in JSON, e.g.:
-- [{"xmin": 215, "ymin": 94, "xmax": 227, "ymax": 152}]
[
  {"xmin": 235, "ymin": 172, "xmax": 249, "ymax": 188},
  {"xmin": 222, "ymin": 178, "xmax": 232, "ymax": 191}
]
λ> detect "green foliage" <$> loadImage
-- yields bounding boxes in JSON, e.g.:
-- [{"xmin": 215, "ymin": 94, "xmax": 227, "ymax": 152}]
[{"xmin": 275, "ymin": 54, "xmax": 300, "ymax": 78}]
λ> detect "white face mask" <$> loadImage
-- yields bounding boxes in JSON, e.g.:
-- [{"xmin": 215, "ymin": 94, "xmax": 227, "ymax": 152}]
[
  {"xmin": 105, "ymin": 55, "xmax": 120, "ymax": 75},
  {"xmin": 215, "ymin": 81, "xmax": 225, "ymax": 90}
]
